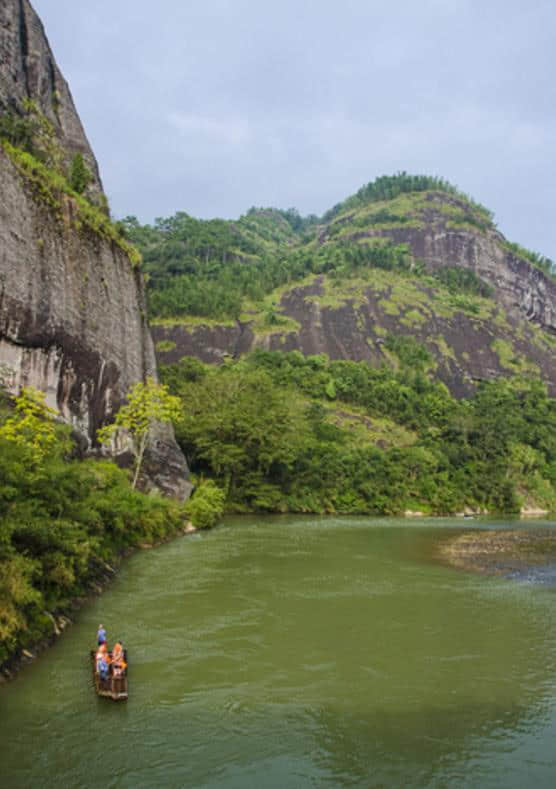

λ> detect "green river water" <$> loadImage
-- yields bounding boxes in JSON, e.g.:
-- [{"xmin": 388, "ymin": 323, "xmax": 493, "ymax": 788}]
[{"xmin": 1, "ymin": 516, "xmax": 556, "ymax": 788}]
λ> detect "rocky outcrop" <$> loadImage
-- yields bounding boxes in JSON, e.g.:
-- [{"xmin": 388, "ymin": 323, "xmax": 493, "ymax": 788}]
[
  {"xmin": 320, "ymin": 194, "xmax": 556, "ymax": 334},
  {"xmin": 359, "ymin": 227, "xmax": 556, "ymax": 334},
  {"xmin": 0, "ymin": 0, "xmax": 102, "ymax": 190},
  {"xmin": 0, "ymin": 2, "xmax": 189, "ymax": 497},
  {"xmin": 153, "ymin": 193, "xmax": 555, "ymax": 398},
  {"xmin": 153, "ymin": 271, "xmax": 556, "ymax": 399}
]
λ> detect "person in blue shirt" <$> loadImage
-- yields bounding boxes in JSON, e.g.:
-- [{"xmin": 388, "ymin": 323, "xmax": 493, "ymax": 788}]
[
  {"xmin": 97, "ymin": 624, "xmax": 106, "ymax": 646},
  {"xmin": 96, "ymin": 643, "xmax": 109, "ymax": 680}
]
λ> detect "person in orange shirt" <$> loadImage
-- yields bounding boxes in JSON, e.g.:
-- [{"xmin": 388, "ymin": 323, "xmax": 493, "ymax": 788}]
[{"xmin": 111, "ymin": 641, "xmax": 126, "ymax": 676}]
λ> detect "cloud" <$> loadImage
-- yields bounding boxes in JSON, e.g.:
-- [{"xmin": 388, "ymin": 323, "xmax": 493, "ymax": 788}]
[
  {"xmin": 31, "ymin": 0, "xmax": 556, "ymax": 258},
  {"xmin": 167, "ymin": 112, "xmax": 251, "ymax": 147}
]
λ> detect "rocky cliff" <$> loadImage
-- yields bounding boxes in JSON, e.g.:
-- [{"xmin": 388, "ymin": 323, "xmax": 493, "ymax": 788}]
[
  {"xmin": 319, "ymin": 192, "xmax": 556, "ymax": 333},
  {"xmin": 0, "ymin": 0, "xmax": 102, "ymax": 190},
  {"xmin": 148, "ymin": 190, "xmax": 555, "ymax": 397},
  {"xmin": 0, "ymin": 1, "xmax": 189, "ymax": 497}
]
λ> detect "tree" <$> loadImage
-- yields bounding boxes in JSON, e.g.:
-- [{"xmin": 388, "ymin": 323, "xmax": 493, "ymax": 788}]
[
  {"xmin": 0, "ymin": 387, "xmax": 57, "ymax": 465},
  {"xmin": 69, "ymin": 153, "xmax": 92, "ymax": 194},
  {"xmin": 97, "ymin": 378, "xmax": 181, "ymax": 489}
]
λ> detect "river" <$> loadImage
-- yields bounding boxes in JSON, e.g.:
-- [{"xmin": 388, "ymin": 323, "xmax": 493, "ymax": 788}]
[{"xmin": 1, "ymin": 516, "xmax": 556, "ymax": 788}]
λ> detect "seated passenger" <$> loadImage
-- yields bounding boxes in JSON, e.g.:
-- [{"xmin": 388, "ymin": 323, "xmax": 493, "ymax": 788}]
[
  {"xmin": 111, "ymin": 641, "xmax": 127, "ymax": 677},
  {"xmin": 96, "ymin": 643, "xmax": 110, "ymax": 680},
  {"xmin": 97, "ymin": 624, "xmax": 106, "ymax": 646}
]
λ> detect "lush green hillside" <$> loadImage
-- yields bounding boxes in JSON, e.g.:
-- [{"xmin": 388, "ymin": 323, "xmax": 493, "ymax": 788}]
[
  {"xmin": 127, "ymin": 174, "xmax": 555, "ymax": 404},
  {"xmin": 123, "ymin": 172, "xmax": 554, "ymax": 327},
  {"xmin": 162, "ymin": 351, "xmax": 556, "ymax": 517},
  {"xmin": 122, "ymin": 208, "xmax": 310, "ymax": 320},
  {"xmin": 121, "ymin": 173, "xmax": 556, "ymax": 519}
]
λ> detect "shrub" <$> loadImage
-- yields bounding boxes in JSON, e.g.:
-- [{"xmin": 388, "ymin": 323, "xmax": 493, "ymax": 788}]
[{"xmin": 184, "ymin": 480, "xmax": 226, "ymax": 529}]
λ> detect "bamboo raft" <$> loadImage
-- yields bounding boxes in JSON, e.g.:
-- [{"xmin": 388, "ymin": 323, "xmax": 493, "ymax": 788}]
[{"xmin": 90, "ymin": 650, "xmax": 128, "ymax": 701}]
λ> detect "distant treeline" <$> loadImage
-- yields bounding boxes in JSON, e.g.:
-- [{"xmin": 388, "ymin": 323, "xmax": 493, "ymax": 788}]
[
  {"xmin": 122, "ymin": 172, "xmax": 554, "ymax": 323},
  {"xmin": 322, "ymin": 172, "xmax": 495, "ymax": 223},
  {"xmin": 123, "ymin": 210, "xmax": 419, "ymax": 320}
]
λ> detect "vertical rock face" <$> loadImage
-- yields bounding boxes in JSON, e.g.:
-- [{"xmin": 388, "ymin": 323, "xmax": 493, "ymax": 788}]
[
  {"xmin": 0, "ymin": 1, "xmax": 190, "ymax": 497},
  {"xmin": 365, "ymin": 221, "xmax": 556, "ymax": 333},
  {"xmin": 0, "ymin": 0, "xmax": 102, "ymax": 189}
]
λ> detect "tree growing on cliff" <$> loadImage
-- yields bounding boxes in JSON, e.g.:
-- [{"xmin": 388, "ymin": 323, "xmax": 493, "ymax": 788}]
[
  {"xmin": 97, "ymin": 378, "xmax": 181, "ymax": 489},
  {"xmin": 69, "ymin": 153, "xmax": 92, "ymax": 194},
  {"xmin": 0, "ymin": 387, "xmax": 58, "ymax": 466}
]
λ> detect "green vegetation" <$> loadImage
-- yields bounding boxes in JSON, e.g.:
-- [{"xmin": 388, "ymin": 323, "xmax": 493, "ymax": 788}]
[
  {"xmin": 2, "ymin": 142, "xmax": 141, "ymax": 267},
  {"xmin": 432, "ymin": 266, "xmax": 494, "ymax": 298},
  {"xmin": 383, "ymin": 334, "xmax": 434, "ymax": 369},
  {"xmin": 184, "ymin": 479, "xmax": 226, "ymax": 529},
  {"xmin": 161, "ymin": 351, "xmax": 556, "ymax": 517},
  {"xmin": 0, "ymin": 103, "xmax": 141, "ymax": 266},
  {"xmin": 155, "ymin": 339, "xmax": 177, "ymax": 353},
  {"xmin": 124, "ymin": 207, "xmax": 416, "ymax": 321},
  {"xmin": 122, "ymin": 211, "xmax": 296, "ymax": 319},
  {"xmin": 491, "ymin": 339, "xmax": 540, "ymax": 376},
  {"xmin": 0, "ymin": 387, "xmax": 58, "ymax": 464},
  {"xmin": 502, "ymin": 240, "xmax": 555, "ymax": 278},
  {"xmin": 97, "ymin": 378, "xmax": 181, "ymax": 489},
  {"xmin": 0, "ymin": 100, "xmax": 62, "ymax": 171},
  {"xmin": 245, "ymin": 206, "xmax": 319, "ymax": 235},
  {"xmin": 123, "ymin": 171, "xmax": 555, "ymax": 327},
  {"xmin": 68, "ymin": 153, "xmax": 92, "ymax": 194},
  {"xmin": 322, "ymin": 172, "xmax": 494, "ymax": 224},
  {"xmin": 0, "ymin": 387, "xmax": 186, "ymax": 668}
]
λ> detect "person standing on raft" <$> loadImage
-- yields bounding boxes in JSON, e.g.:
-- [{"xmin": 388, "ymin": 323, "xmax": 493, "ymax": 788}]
[{"xmin": 97, "ymin": 624, "xmax": 107, "ymax": 646}]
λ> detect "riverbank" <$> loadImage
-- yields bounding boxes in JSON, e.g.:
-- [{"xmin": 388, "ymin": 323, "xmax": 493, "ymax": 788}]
[
  {"xmin": 4, "ymin": 512, "xmax": 555, "ymax": 682},
  {"xmin": 0, "ymin": 522, "xmax": 197, "ymax": 683},
  {"xmin": 438, "ymin": 528, "xmax": 556, "ymax": 577},
  {"xmin": 0, "ymin": 557, "xmax": 117, "ymax": 683}
]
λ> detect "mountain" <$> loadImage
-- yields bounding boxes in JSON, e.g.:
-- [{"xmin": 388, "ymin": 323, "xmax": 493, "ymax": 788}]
[
  {"xmin": 130, "ymin": 175, "xmax": 555, "ymax": 399},
  {"xmin": 0, "ymin": 0, "xmax": 189, "ymax": 497},
  {"xmin": 123, "ymin": 179, "xmax": 555, "ymax": 516}
]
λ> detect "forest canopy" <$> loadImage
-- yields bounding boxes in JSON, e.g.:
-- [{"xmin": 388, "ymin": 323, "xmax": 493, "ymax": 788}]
[{"xmin": 162, "ymin": 351, "xmax": 556, "ymax": 517}]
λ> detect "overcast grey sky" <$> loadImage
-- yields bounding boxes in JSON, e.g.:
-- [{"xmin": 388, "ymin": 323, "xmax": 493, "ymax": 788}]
[{"xmin": 33, "ymin": 0, "xmax": 555, "ymax": 259}]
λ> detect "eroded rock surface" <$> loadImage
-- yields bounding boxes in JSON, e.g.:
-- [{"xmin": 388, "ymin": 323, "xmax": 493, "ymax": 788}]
[
  {"xmin": 0, "ymin": 0, "xmax": 102, "ymax": 190},
  {"xmin": 0, "ymin": 2, "xmax": 189, "ymax": 497},
  {"xmin": 153, "ymin": 270, "xmax": 556, "ymax": 398},
  {"xmin": 152, "ymin": 193, "xmax": 555, "ymax": 396}
]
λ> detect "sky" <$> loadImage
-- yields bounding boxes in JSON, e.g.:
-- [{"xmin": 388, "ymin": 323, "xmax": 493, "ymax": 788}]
[{"xmin": 33, "ymin": 0, "xmax": 556, "ymax": 260}]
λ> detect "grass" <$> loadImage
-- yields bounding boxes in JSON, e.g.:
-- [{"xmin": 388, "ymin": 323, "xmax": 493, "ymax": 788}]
[
  {"xmin": 248, "ymin": 312, "xmax": 301, "ymax": 337},
  {"xmin": 155, "ymin": 340, "xmax": 177, "ymax": 353},
  {"xmin": 305, "ymin": 277, "xmax": 369, "ymax": 310},
  {"xmin": 491, "ymin": 338, "xmax": 540, "ymax": 375},
  {"xmin": 2, "ymin": 141, "xmax": 142, "ymax": 267},
  {"xmin": 431, "ymin": 335, "xmax": 457, "ymax": 361},
  {"xmin": 328, "ymin": 189, "xmax": 493, "ymax": 241},
  {"xmin": 324, "ymin": 403, "xmax": 417, "ymax": 449},
  {"xmin": 400, "ymin": 308, "xmax": 427, "ymax": 327},
  {"xmin": 150, "ymin": 315, "xmax": 237, "ymax": 328}
]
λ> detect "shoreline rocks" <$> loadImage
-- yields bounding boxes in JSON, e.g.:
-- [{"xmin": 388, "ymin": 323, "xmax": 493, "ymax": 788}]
[{"xmin": 438, "ymin": 528, "xmax": 556, "ymax": 577}]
